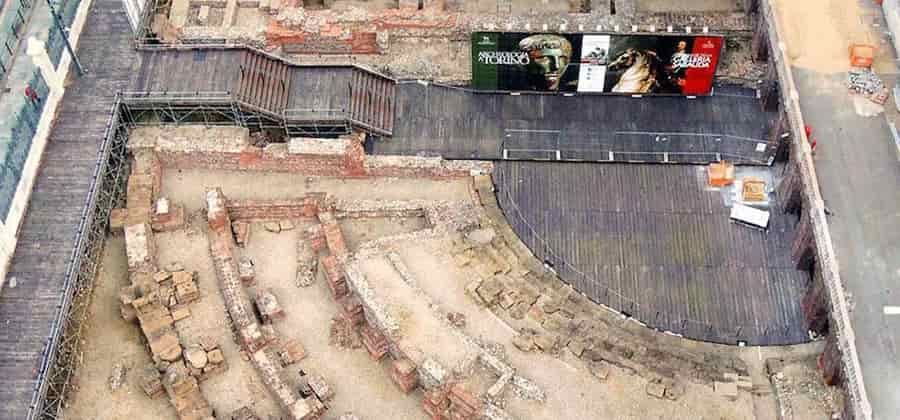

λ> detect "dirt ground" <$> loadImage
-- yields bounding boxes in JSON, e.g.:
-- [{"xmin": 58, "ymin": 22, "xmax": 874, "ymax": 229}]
[
  {"xmin": 770, "ymin": 356, "xmax": 844, "ymax": 419},
  {"xmin": 61, "ymin": 236, "xmax": 174, "ymax": 420},
  {"xmin": 242, "ymin": 224, "xmax": 427, "ymax": 419},
  {"xmin": 65, "ymin": 166, "xmax": 836, "ymax": 420}
]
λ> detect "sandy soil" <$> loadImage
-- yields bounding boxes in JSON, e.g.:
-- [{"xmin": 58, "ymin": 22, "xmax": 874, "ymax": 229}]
[
  {"xmin": 162, "ymin": 169, "xmax": 471, "ymax": 213},
  {"xmin": 773, "ymin": 357, "xmax": 844, "ymax": 420},
  {"xmin": 775, "ymin": 0, "xmax": 871, "ymax": 73},
  {"xmin": 61, "ymin": 236, "xmax": 175, "ymax": 420},
  {"xmin": 242, "ymin": 223, "xmax": 427, "ymax": 419}
]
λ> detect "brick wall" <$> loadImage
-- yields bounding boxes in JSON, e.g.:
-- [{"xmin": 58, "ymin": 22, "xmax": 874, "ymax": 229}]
[
  {"xmin": 144, "ymin": 128, "xmax": 491, "ymax": 179},
  {"xmin": 205, "ymin": 188, "xmax": 325, "ymax": 420},
  {"xmin": 226, "ymin": 194, "xmax": 327, "ymax": 221}
]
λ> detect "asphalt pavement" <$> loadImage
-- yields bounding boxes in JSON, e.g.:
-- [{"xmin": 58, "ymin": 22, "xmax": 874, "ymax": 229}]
[{"xmin": 792, "ymin": 67, "xmax": 900, "ymax": 419}]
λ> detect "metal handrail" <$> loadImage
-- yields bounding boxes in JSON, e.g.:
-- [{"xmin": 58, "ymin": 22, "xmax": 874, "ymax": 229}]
[
  {"xmin": 283, "ymin": 108, "xmax": 348, "ymax": 121},
  {"xmin": 491, "ymin": 164, "xmax": 803, "ymax": 344},
  {"xmin": 25, "ymin": 95, "xmax": 123, "ymax": 419}
]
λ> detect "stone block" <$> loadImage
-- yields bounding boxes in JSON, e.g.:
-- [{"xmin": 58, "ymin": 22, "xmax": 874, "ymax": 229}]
[
  {"xmin": 255, "ymin": 288, "xmax": 284, "ymax": 323},
  {"xmin": 714, "ymin": 381, "xmax": 739, "ymax": 401},
  {"xmin": 239, "ymin": 258, "xmax": 256, "ymax": 286},
  {"xmin": 154, "ymin": 271, "xmax": 173, "ymax": 283},
  {"xmin": 280, "ymin": 339, "xmax": 307, "ymax": 366},
  {"xmin": 591, "ymin": 360, "xmax": 611, "ymax": 380},
  {"xmin": 175, "ymin": 281, "xmax": 200, "ymax": 304},
  {"xmin": 264, "ymin": 221, "xmax": 281, "ymax": 233},
  {"xmin": 308, "ymin": 374, "xmax": 334, "ymax": 401},
  {"xmin": 736, "ymin": 376, "xmax": 753, "ymax": 390},
  {"xmin": 198, "ymin": 335, "xmax": 218, "ymax": 352},
  {"xmin": 532, "ymin": 333, "xmax": 557, "ymax": 353},
  {"xmin": 475, "ymin": 276, "xmax": 503, "ymax": 305},
  {"xmin": 139, "ymin": 365, "xmax": 164, "ymax": 399},
  {"xmin": 110, "ymin": 208, "xmax": 129, "ymax": 230},
  {"xmin": 171, "ymin": 307, "xmax": 191, "ymax": 321},
  {"xmin": 567, "ymin": 337, "xmax": 587, "ymax": 358},
  {"xmin": 184, "ymin": 345, "xmax": 209, "ymax": 370},
  {"xmin": 171, "ymin": 270, "xmax": 193, "ymax": 285},
  {"xmin": 512, "ymin": 334, "xmax": 535, "ymax": 352},
  {"xmin": 391, "ymin": 358, "xmax": 419, "ymax": 393},
  {"xmin": 233, "ymin": 221, "xmax": 251, "ymax": 246},
  {"xmin": 646, "ymin": 381, "xmax": 666, "ymax": 399},
  {"xmin": 207, "ymin": 349, "xmax": 225, "ymax": 365},
  {"xmin": 280, "ymin": 219, "xmax": 295, "ymax": 231},
  {"xmin": 230, "ymin": 406, "xmax": 260, "ymax": 420}
]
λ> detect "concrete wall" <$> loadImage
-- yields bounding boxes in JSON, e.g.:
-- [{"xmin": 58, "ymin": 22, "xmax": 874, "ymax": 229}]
[
  {"xmin": 0, "ymin": 0, "xmax": 94, "ymax": 288},
  {"xmin": 883, "ymin": 0, "xmax": 900, "ymax": 60}
]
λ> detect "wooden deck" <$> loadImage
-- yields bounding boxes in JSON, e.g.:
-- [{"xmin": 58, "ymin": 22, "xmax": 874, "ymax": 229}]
[
  {"xmin": 0, "ymin": 0, "xmax": 138, "ymax": 418},
  {"xmin": 493, "ymin": 161, "xmax": 809, "ymax": 345},
  {"xmin": 374, "ymin": 83, "xmax": 779, "ymax": 164}
]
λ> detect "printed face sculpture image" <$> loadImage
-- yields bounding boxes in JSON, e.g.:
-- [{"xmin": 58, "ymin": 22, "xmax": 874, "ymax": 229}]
[{"xmin": 518, "ymin": 34, "xmax": 573, "ymax": 91}]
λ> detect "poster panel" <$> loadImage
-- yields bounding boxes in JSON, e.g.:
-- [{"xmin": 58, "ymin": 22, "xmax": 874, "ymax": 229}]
[{"xmin": 471, "ymin": 32, "xmax": 724, "ymax": 96}]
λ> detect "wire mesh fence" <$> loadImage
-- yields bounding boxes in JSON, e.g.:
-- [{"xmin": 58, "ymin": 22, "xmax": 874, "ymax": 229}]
[
  {"xmin": 0, "ymin": 67, "xmax": 49, "ymax": 221},
  {"xmin": 46, "ymin": 0, "xmax": 81, "ymax": 68},
  {"xmin": 0, "ymin": 0, "xmax": 35, "ymax": 80}
]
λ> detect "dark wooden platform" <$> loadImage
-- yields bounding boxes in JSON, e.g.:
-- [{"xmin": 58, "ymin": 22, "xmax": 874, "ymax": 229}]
[
  {"xmin": 374, "ymin": 82, "xmax": 779, "ymax": 164},
  {"xmin": 0, "ymin": 1, "xmax": 138, "ymax": 418},
  {"xmin": 493, "ymin": 161, "xmax": 809, "ymax": 345}
]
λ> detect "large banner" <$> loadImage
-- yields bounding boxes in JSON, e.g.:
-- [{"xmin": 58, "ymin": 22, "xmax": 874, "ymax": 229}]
[{"xmin": 472, "ymin": 32, "xmax": 724, "ymax": 96}]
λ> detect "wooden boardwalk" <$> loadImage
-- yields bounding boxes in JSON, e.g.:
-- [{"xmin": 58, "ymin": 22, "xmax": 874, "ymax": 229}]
[
  {"xmin": 493, "ymin": 161, "xmax": 809, "ymax": 345},
  {"xmin": 0, "ymin": 1, "xmax": 138, "ymax": 417},
  {"xmin": 374, "ymin": 83, "xmax": 779, "ymax": 164}
]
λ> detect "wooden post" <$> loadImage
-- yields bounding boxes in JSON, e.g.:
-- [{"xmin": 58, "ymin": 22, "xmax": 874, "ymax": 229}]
[
  {"xmin": 760, "ymin": 63, "xmax": 779, "ymax": 111},
  {"xmin": 791, "ymin": 210, "xmax": 816, "ymax": 270},
  {"xmin": 802, "ymin": 268, "xmax": 829, "ymax": 336},
  {"xmin": 777, "ymin": 162, "xmax": 802, "ymax": 214},
  {"xmin": 751, "ymin": 18, "xmax": 769, "ymax": 62},
  {"xmin": 819, "ymin": 333, "xmax": 844, "ymax": 386}
]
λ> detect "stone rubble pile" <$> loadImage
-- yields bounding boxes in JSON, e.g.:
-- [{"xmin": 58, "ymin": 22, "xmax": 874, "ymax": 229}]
[{"xmin": 848, "ymin": 68, "xmax": 889, "ymax": 105}]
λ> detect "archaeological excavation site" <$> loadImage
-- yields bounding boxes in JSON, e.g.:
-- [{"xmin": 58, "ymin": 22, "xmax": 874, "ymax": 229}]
[{"xmin": 3, "ymin": 0, "xmax": 890, "ymax": 418}]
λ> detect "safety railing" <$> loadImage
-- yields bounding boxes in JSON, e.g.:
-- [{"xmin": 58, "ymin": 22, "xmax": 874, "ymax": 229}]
[
  {"xmin": 283, "ymin": 108, "xmax": 349, "ymax": 122},
  {"xmin": 0, "ymin": 0, "xmax": 35, "ymax": 81},
  {"xmin": 759, "ymin": 0, "xmax": 872, "ymax": 417},
  {"xmin": 0, "ymin": 67, "xmax": 49, "ymax": 221},
  {"xmin": 25, "ymin": 95, "xmax": 124, "ymax": 420},
  {"xmin": 491, "ymin": 163, "xmax": 805, "ymax": 345},
  {"xmin": 501, "ymin": 128, "xmax": 777, "ymax": 165}
]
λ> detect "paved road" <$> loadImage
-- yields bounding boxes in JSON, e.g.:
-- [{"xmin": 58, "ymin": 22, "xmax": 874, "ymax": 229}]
[{"xmin": 792, "ymin": 68, "xmax": 900, "ymax": 418}]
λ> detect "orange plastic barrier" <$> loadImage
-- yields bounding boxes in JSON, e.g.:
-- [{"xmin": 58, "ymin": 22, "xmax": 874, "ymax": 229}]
[
  {"xmin": 849, "ymin": 44, "xmax": 876, "ymax": 68},
  {"xmin": 707, "ymin": 162, "xmax": 735, "ymax": 187}
]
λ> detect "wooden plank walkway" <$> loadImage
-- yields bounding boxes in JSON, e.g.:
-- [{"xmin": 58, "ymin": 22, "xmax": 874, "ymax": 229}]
[
  {"xmin": 493, "ymin": 161, "xmax": 809, "ymax": 345},
  {"xmin": 374, "ymin": 83, "xmax": 779, "ymax": 163},
  {"xmin": 0, "ymin": 1, "xmax": 139, "ymax": 417}
]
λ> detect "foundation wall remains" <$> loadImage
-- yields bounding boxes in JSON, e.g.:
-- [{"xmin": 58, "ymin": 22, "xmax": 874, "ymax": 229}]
[
  {"xmin": 205, "ymin": 188, "xmax": 326, "ymax": 420},
  {"xmin": 128, "ymin": 126, "xmax": 491, "ymax": 179},
  {"xmin": 226, "ymin": 195, "xmax": 326, "ymax": 221}
]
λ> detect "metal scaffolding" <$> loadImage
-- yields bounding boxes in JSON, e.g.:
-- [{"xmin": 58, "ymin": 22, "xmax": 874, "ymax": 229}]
[{"xmin": 27, "ymin": 97, "xmax": 131, "ymax": 420}]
